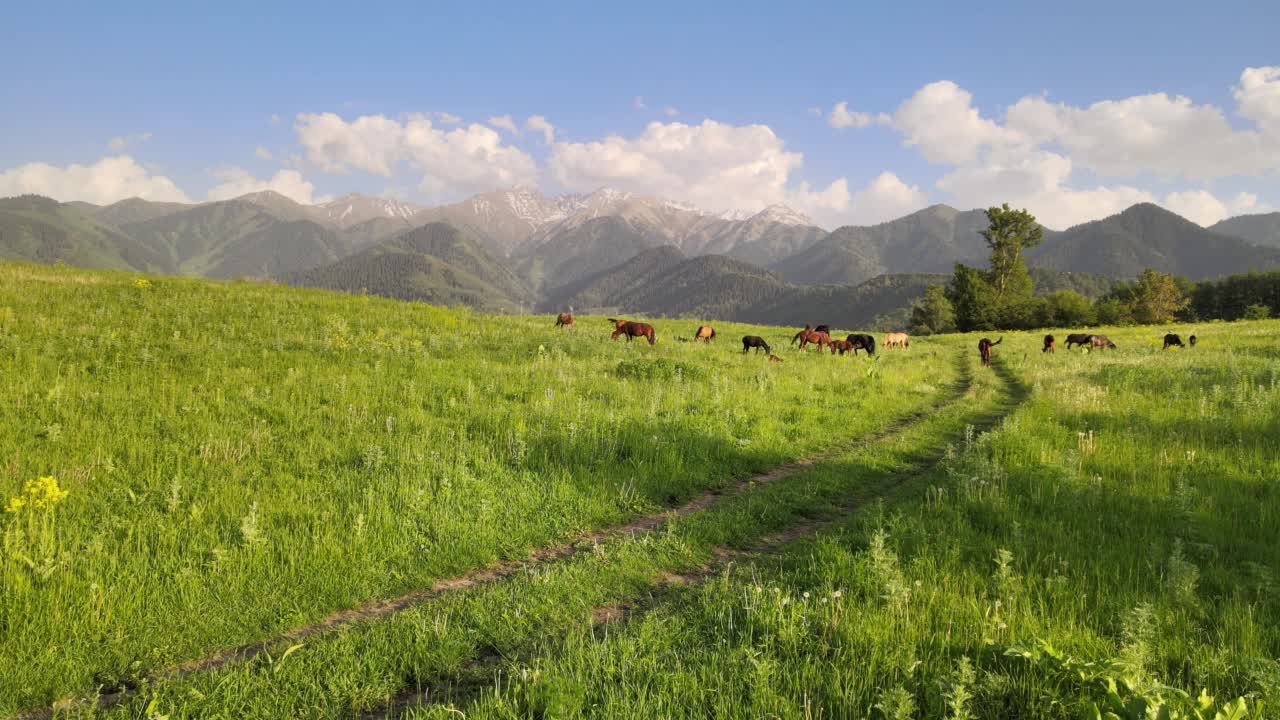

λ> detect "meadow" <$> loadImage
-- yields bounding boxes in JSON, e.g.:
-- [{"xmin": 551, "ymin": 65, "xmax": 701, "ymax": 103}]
[{"xmin": 1, "ymin": 261, "xmax": 1277, "ymax": 719}]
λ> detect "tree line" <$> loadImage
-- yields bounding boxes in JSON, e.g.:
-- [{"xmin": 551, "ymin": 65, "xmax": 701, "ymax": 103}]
[{"xmin": 910, "ymin": 204, "xmax": 1279, "ymax": 334}]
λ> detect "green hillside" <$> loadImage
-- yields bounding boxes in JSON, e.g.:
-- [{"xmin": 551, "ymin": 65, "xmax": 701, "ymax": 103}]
[
  {"xmin": 515, "ymin": 216, "xmax": 668, "ymax": 290},
  {"xmin": 0, "ymin": 195, "xmax": 168, "ymax": 271}
]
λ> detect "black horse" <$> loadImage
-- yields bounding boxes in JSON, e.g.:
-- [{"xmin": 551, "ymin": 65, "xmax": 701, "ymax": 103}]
[
  {"xmin": 742, "ymin": 336, "xmax": 772, "ymax": 354},
  {"xmin": 1163, "ymin": 333, "xmax": 1185, "ymax": 349},
  {"xmin": 844, "ymin": 333, "xmax": 876, "ymax": 356},
  {"xmin": 1065, "ymin": 333, "xmax": 1092, "ymax": 350}
]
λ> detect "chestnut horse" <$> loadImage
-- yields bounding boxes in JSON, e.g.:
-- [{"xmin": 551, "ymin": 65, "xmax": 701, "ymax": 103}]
[
  {"xmin": 694, "ymin": 325, "xmax": 716, "ymax": 343},
  {"xmin": 1042, "ymin": 334, "xmax": 1055, "ymax": 353},
  {"xmin": 555, "ymin": 312, "xmax": 574, "ymax": 329},
  {"xmin": 845, "ymin": 333, "xmax": 876, "ymax": 356},
  {"xmin": 768, "ymin": 354, "xmax": 784, "ymax": 363},
  {"xmin": 791, "ymin": 324, "xmax": 814, "ymax": 346},
  {"xmin": 884, "ymin": 332, "xmax": 909, "ymax": 349},
  {"xmin": 608, "ymin": 318, "xmax": 656, "ymax": 345},
  {"xmin": 796, "ymin": 330, "xmax": 830, "ymax": 351},
  {"xmin": 742, "ymin": 336, "xmax": 772, "ymax": 354},
  {"xmin": 1089, "ymin": 335, "xmax": 1117, "ymax": 350},
  {"xmin": 978, "ymin": 337, "xmax": 1002, "ymax": 367},
  {"xmin": 829, "ymin": 339, "xmax": 854, "ymax": 355}
]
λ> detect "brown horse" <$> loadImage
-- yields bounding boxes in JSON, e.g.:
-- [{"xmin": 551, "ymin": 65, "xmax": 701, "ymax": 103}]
[
  {"xmin": 1089, "ymin": 335, "xmax": 1117, "ymax": 350},
  {"xmin": 742, "ymin": 336, "xmax": 772, "ymax": 354},
  {"xmin": 694, "ymin": 325, "xmax": 716, "ymax": 343},
  {"xmin": 1042, "ymin": 334, "xmax": 1055, "ymax": 353},
  {"xmin": 790, "ymin": 324, "xmax": 813, "ymax": 346},
  {"xmin": 796, "ymin": 330, "xmax": 830, "ymax": 351},
  {"xmin": 1064, "ymin": 333, "xmax": 1092, "ymax": 350},
  {"xmin": 978, "ymin": 337, "xmax": 1002, "ymax": 367},
  {"xmin": 555, "ymin": 312, "xmax": 574, "ymax": 329},
  {"xmin": 1189, "ymin": 335, "xmax": 1197, "ymax": 347},
  {"xmin": 608, "ymin": 318, "xmax": 656, "ymax": 345},
  {"xmin": 768, "ymin": 354, "xmax": 784, "ymax": 363},
  {"xmin": 884, "ymin": 332, "xmax": 909, "ymax": 349},
  {"xmin": 829, "ymin": 339, "xmax": 855, "ymax": 355}
]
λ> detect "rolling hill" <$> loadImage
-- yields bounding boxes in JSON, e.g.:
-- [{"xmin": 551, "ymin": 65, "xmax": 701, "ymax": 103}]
[
  {"xmin": 282, "ymin": 222, "xmax": 535, "ymax": 312},
  {"xmin": 1028, "ymin": 203, "xmax": 1280, "ymax": 280},
  {"xmin": 1211, "ymin": 212, "xmax": 1280, "ymax": 249},
  {"xmin": 0, "ymin": 195, "xmax": 169, "ymax": 271}
]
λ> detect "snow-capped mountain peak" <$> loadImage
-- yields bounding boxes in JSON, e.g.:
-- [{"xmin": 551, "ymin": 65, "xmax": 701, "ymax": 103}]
[{"xmin": 749, "ymin": 204, "xmax": 812, "ymax": 226}]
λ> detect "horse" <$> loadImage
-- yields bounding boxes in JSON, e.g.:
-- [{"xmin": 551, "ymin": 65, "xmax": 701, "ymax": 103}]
[
  {"xmin": 814, "ymin": 324, "xmax": 831, "ymax": 334},
  {"xmin": 1042, "ymin": 334, "xmax": 1055, "ymax": 353},
  {"xmin": 742, "ymin": 336, "xmax": 772, "ymax": 354},
  {"xmin": 1189, "ymin": 335, "xmax": 1197, "ymax": 347},
  {"xmin": 694, "ymin": 325, "xmax": 716, "ymax": 343},
  {"xmin": 768, "ymin": 354, "xmax": 784, "ymax": 363},
  {"xmin": 791, "ymin": 324, "xmax": 813, "ymax": 346},
  {"xmin": 1089, "ymin": 335, "xmax": 1117, "ymax": 350},
  {"xmin": 796, "ymin": 330, "xmax": 831, "ymax": 351},
  {"xmin": 1064, "ymin": 333, "xmax": 1092, "ymax": 350},
  {"xmin": 845, "ymin": 333, "xmax": 876, "ymax": 356},
  {"xmin": 978, "ymin": 337, "xmax": 1002, "ymax": 367},
  {"xmin": 555, "ymin": 312, "xmax": 574, "ymax": 329},
  {"xmin": 829, "ymin": 339, "xmax": 854, "ymax": 355},
  {"xmin": 608, "ymin": 318, "xmax": 656, "ymax": 345},
  {"xmin": 1163, "ymin": 333, "xmax": 1184, "ymax": 349},
  {"xmin": 884, "ymin": 332, "xmax": 909, "ymax": 349}
]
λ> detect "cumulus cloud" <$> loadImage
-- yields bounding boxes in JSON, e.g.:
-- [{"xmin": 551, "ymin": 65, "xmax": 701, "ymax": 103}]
[
  {"xmin": 548, "ymin": 119, "xmax": 850, "ymax": 223},
  {"xmin": 890, "ymin": 81, "xmax": 1021, "ymax": 165},
  {"xmin": 434, "ymin": 112, "xmax": 463, "ymax": 125},
  {"xmin": 206, "ymin": 167, "xmax": 325, "ymax": 204},
  {"xmin": 488, "ymin": 114, "xmax": 519, "ymax": 135},
  {"xmin": 0, "ymin": 155, "xmax": 190, "ymax": 204},
  {"xmin": 294, "ymin": 112, "xmax": 537, "ymax": 199},
  {"xmin": 1164, "ymin": 189, "xmax": 1271, "ymax": 226},
  {"xmin": 828, "ymin": 102, "xmax": 888, "ymax": 129},
  {"xmin": 848, "ymin": 172, "xmax": 929, "ymax": 224},
  {"xmin": 254, "ymin": 146, "xmax": 273, "ymax": 160},
  {"xmin": 1236, "ymin": 66, "xmax": 1280, "ymax": 132},
  {"xmin": 525, "ymin": 115, "xmax": 555, "ymax": 144}
]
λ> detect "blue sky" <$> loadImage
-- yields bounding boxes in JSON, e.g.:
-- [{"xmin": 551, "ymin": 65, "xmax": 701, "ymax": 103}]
[{"xmin": 2, "ymin": 0, "xmax": 1278, "ymax": 229}]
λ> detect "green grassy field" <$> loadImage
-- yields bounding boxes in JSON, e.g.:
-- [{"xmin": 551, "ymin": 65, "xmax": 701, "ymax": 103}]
[{"xmin": 1, "ymin": 261, "xmax": 1277, "ymax": 719}]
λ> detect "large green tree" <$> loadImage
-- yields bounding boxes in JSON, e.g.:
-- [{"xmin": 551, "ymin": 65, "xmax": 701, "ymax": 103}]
[
  {"xmin": 980, "ymin": 203, "xmax": 1044, "ymax": 301},
  {"xmin": 1129, "ymin": 268, "xmax": 1190, "ymax": 324},
  {"xmin": 909, "ymin": 285, "xmax": 956, "ymax": 335},
  {"xmin": 946, "ymin": 264, "xmax": 997, "ymax": 331}
]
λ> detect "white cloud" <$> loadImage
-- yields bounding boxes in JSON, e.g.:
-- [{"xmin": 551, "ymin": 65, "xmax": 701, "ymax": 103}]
[
  {"xmin": 848, "ymin": 172, "xmax": 929, "ymax": 224},
  {"xmin": 663, "ymin": 106, "xmax": 680, "ymax": 117},
  {"xmin": 294, "ymin": 112, "xmax": 537, "ymax": 199},
  {"xmin": 633, "ymin": 96, "xmax": 647, "ymax": 110},
  {"xmin": 1236, "ymin": 66, "xmax": 1280, "ymax": 133},
  {"xmin": 525, "ymin": 115, "xmax": 555, "ymax": 144},
  {"xmin": 549, "ymin": 119, "xmax": 852, "ymax": 225},
  {"xmin": 206, "ymin": 167, "xmax": 325, "ymax": 205},
  {"xmin": 1163, "ymin": 189, "xmax": 1272, "ymax": 226},
  {"xmin": 891, "ymin": 81, "xmax": 1020, "ymax": 165},
  {"xmin": 0, "ymin": 155, "xmax": 190, "ymax": 204},
  {"xmin": 828, "ymin": 102, "xmax": 888, "ymax": 130},
  {"xmin": 434, "ymin": 112, "xmax": 463, "ymax": 125},
  {"xmin": 488, "ymin": 114, "xmax": 519, "ymax": 135},
  {"xmin": 254, "ymin": 146, "xmax": 273, "ymax": 160}
]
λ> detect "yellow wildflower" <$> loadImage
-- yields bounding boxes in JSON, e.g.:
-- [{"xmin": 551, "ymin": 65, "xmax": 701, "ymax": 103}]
[
  {"xmin": 4, "ymin": 496, "xmax": 24, "ymax": 513},
  {"xmin": 134, "ymin": 278, "xmax": 153, "ymax": 290},
  {"xmin": 21, "ymin": 476, "xmax": 69, "ymax": 510}
]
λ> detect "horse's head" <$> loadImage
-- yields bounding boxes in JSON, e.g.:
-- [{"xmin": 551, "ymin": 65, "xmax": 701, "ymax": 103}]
[{"xmin": 607, "ymin": 318, "xmax": 626, "ymax": 329}]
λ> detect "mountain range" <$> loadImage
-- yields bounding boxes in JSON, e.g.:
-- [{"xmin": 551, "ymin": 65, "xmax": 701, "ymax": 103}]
[{"xmin": 2, "ymin": 186, "xmax": 1279, "ymax": 327}]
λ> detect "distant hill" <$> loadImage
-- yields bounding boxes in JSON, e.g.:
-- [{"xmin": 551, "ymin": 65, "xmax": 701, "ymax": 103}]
[
  {"xmin": 1210, "ymin": 212, "xmax": 1280, "ymax": 249},
  {"xmin": 514, "ymin": 216, "xmax": 669, "ymax": 290},
  {"xmin": 92, "ymin": 197, "xmax": 193, "ymax": 227},
  {"xmin": 0, "ymin": 195, "xmax": 168, "ymax": 271},
  {"xmin": 542, "ymin": 245, "xmax": 688, "ymax": 312},
  {"xmin": 1028, "ymin": 203, "xmax": 1280, "ymax": 280},
  {"xmin": 282, "ymin": 223, "xmax": 535, "ymax": 311},
  {"xmin": 773, "ymin": 205, "xmax": 990, "ymax": 285}
]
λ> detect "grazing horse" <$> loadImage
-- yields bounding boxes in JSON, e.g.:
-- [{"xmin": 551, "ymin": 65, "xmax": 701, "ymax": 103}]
[
  {"xmin": 884, "ymin": 332, "xmax": 909, "ymax": 349},
  {"xmin": 555, "ymin": 312, "xmax": 574, "ymax": 329},
  {"xmin": 791, "ymin": 324, "xmax": 813, "ymax": 346},
  {"xmin": 768, "ymin": 354, "xmax": 784, "ymax": 363},
  {"xmin": 608, "ymin": 318, "xmax": 656, "ymax": 345},
  {"xmin": 845, "ymin": 333, "xmax": 876, "ymax": 356},
  {"xmin": 742, "ymin": 336, "xmax": 772, "ymax": 354},
  {"xmin": 1064, "ymin": 333, "xmax": 1093, "ymax": 350},
  {"xmin": 1043, "ymin": 334, "xmax": 1055, "ymax": 353},
  {"xmin": 1189, "ymin": 335, "xmax": 1197, "ymax": 347},
  {"xmin": 829, "ymin": 339, "xmax": 854, "ymax": 355},
  {"xmin": 796, "ymin": 330, "xmax": 831, "ymax": 351},
  {"xmin": 814, "ymin": 324, "xmax": 831, "ymax": 334},
  {"xmin": 978, "ymin": 337, "xmax": 1002, "ymax": 367},
  {"xmin": 1089, "ymin": 334, "xmax": 1117, "ymax": 350},
  {"xmin": 1163, "ymin": 333, "xmax": 1184, "ymax": 349},
  {"xmin": 694, "ymin": 325, "xmax": 716, "ymax": 343}
]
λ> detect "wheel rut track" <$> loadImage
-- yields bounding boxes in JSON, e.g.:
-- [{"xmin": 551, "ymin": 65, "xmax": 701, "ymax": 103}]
[
  {"xmin": 11, "ymin": 351, "xmax": 986, "ymax": 720},
  {"xmin": 362, "ymin": 356, "xmax": 1029, "ymax": 719}
]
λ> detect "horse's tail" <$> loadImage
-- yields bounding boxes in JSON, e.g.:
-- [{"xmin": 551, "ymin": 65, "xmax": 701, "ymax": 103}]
[
  {"xmin": 868, "ymin": 336, "xmax": 876, "ymax": 355},
  {"xmin": 607, "ymin": 318, "xmax": 618, "ymax": 325},
  {"xmin": 993, "ymin": 337, "xmax": 1003, "ymax": 346},
  {"xmin": 710, "ymin": 328, "xmax": 716, "ymax": 340},
  {"xmin": 648, "ymin": 328, "xmax": 656, "ymax": 345}
]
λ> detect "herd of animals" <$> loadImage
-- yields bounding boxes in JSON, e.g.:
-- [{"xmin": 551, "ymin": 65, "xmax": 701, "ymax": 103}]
[{"xmin": 551, "ymin": 312, "xmax": 1199, "ymax": 368}]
